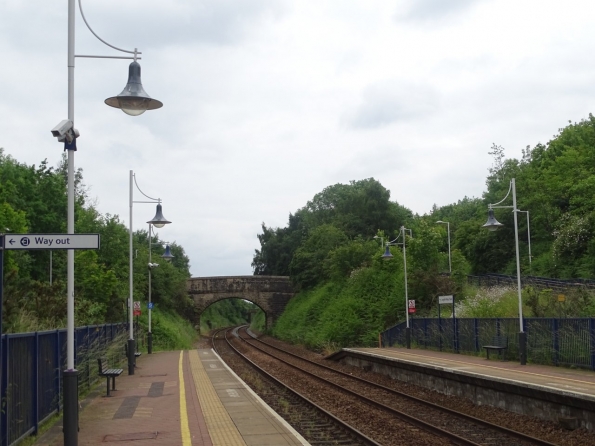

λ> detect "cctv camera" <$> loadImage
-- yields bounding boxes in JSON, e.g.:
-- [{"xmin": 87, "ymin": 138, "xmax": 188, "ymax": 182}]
[
  {"xmin": 148, "ymin": 263, "xmax": 159, "ymax": 268},
  {"xmin": 51, "ymin": 120, "xmax": 73, "ymax": 137}
]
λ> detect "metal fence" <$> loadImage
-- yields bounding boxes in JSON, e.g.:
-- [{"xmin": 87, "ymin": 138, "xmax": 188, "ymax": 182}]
[
  {"xmin": 0, "ymin": 323, "xmax": 130, "ymax": 446},
  {"xmin": 381, "ymin": 317, "xmax": 595, "ymax": 371},
  {"xmin": 467, "ymin": 274, "xmax": 595, "ymax": 290}
]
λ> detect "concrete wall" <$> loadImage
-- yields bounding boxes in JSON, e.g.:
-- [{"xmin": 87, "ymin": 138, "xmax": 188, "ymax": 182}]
[{"xmin": 335, "ymin": 352, "xmax": 595, "ymax": 431}]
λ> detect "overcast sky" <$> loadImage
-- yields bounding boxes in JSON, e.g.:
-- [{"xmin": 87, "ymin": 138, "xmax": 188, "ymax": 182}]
[{"xmin": 1, "ymin": 0, "xmax": 594, "ymax": 277}]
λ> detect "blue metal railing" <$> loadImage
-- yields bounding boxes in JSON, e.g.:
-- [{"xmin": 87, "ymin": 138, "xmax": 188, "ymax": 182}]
[
  {"xmin": 381, "ymin": 317, "xmax": 595, "ymax": 371},
  {"xmin": 467, "ymin": 274, "xmax": 595, "ymax": 290},
  {"xmin": 0, "ymin": 323, "xmax": 128, "ymax": 446}
]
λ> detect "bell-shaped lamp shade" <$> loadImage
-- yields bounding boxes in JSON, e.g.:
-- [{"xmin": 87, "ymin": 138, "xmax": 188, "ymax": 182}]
[
  {"xmin": 161, "ymin": 244, "xmax": 174, "ymax": 262},
  {"xmin": 104, "ymin": 62, "xmax": 163, "ymax": 116},
  {"xmin": 482, "ymin": 208, "xmax": 504, "ymax": 232},
  {"xmin": 381, "ymin": 245, "xmax": 394, "ymax": 260},
  {"xmin": 147, "ymin": 204, "xmax": 171, "ymax": 229}
]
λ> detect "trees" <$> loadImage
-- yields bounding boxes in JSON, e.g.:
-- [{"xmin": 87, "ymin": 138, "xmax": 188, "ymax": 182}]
[
  {"xmin": 253, "ymin": 178, "xmax": 412, "ymax": 289},
  {"xmin": 0, "ymin": 149, "xmax": 192, "ymax": 332}
]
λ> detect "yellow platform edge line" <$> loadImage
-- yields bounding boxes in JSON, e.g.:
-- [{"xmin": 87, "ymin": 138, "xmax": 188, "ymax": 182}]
[
  {"xmin": 179, "ymin": 351, "xmax": 192, "ymax": 446},
  {"xmin": 189, "ymin": 349, "xmax": 247, "ymax": 446}
]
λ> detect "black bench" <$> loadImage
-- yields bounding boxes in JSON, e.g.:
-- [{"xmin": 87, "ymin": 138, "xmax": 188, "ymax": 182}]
[
  {"xmin": 483, "ymin": 335, "xmax": 508, "ymax": 360},
  {"xmin": 98, "ymin": 358, "xmax": 123, "ymax": 397}
]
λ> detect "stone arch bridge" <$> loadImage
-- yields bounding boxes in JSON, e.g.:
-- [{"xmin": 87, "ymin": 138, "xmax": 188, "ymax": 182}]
[{"xmin": 187, "ymin": 276, "xmax": 295, "ymax": 329}]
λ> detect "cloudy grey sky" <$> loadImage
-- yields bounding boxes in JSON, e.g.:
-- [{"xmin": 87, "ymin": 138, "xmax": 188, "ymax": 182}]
[{"xmin": 1, "ymin": 0, "xmax": 594, "ymax": 277}]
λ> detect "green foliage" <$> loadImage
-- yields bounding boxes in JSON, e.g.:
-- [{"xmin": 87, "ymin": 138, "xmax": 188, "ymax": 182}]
[
  {"xmin": 199, "ymin": 299, "xmax": 259, "ymax": 333},
  {"xmin": 252, "ymin": 214, "xmax": 303, "ymax": 275},
  {"xmin": 325, "ymin": 238, "xmax": 378, "ymax": 281},
  {"xmin": 525, "ymin": 286, "xmax": 595, "ymax": 318},
  {"xmin": 426, "ymin": 114, "xmax": 595, "ymax": 279},
  {"xmin": 253, "ymin": 178, "xmax": 412, "ymax": 281},
  {"xmin": 136, "ymin": 310, "xmax": 197, "ymax": 351},
  {"xmin": 265, "ymin": 115, "xmax": 595, "ymax": 351},
  {"xmin": 273, "ymin": 256, "xmax": 404, "ymax": 349},
  {"xmin": 0, "ymin": 148, "xmax": 193, "ymax": 333},
  {"xmin": 289, "ymin": 224, "xmax": 348, "ymax": 288},
  {"xmin": 454, "ymin": 286, "xmax": 525, "ymax": 318}
]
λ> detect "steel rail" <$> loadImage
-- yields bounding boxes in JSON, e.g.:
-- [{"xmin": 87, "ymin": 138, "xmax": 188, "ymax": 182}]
[
  {"xmin": 211, "ymin": 327, "xmax": 381, "ymax": 446},
  {"xmin": 238, "ymin": 327, "xmax": 558, "ymax": 446}
]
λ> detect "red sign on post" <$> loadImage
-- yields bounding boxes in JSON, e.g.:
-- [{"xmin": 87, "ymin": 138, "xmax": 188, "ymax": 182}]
[
  {"xmin": 408, "ymin": 299, "xmax": 416, "ymax": 314},
  {"xmin": 133, "ymin": 301, "xmax": 141, "ymax": 316}
]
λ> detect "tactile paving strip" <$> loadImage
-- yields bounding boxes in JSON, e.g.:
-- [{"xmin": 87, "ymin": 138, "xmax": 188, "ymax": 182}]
[{"xmin": 189, "ymin": 350, "xmax": 246, "ymax": 446}]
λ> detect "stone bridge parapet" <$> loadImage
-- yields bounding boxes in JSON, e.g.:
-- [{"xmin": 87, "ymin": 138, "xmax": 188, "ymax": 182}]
[{"xmin": 187, "ymin": 276, "xmax": 295, "ymax": 329}]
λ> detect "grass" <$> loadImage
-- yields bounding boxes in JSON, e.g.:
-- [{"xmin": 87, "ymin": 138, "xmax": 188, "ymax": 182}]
[{"xmin": 135, "ymin": 310, "xmax": 198, "ymax": 351}]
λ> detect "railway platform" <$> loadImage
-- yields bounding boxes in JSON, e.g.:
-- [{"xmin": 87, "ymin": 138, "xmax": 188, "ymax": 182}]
[
  {"xmin": 36, "ymin": 349, "xmax": 309, "ymax": 446},
  {"xmin": 330, "ymin": 347, "xmax": 595, "ymax": 431}
]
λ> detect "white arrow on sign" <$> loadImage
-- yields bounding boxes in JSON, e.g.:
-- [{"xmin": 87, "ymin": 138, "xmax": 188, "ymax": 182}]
[{"xmin": 4, "ymin": 234, "xmax": 100, "ymax": 250}]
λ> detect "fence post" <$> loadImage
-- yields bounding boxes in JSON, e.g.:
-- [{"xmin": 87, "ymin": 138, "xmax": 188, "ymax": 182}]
[
  {"xmin": 74, "ymin": 327, "xmax": 77, "ymax": 369},
  {"xmin": 590, "ymin": 318, "xmax": 595, "ymax": 372},
  {"xmin": 439, "ymin": 318, "xmax": 443, "ymax": 352},
  {"xmin": 1, "ymin": 335, "xmax": 6, "ymax": 446},
  {"xmin": 474, "ymin": 318, "xmax": 480, "ymax": 353},
  {"xmin": 2, "ymin": 336, "xmax": 9, "ymax": 446},
  {"xmin": 553, "ymin": 318, "xmax": 559, "ymax": 366},
  {"xmin": 55, "ymin": 329, "xmax": 61, "ymax": 414},
  {"xmin": 423, "ymin": 318, "xmax": 428, "ymax": 348},
  {"xmin": 34, "ymin": 332, "xmax": 39, "ymax": 435},
  {"xmin": 454, "ymin": 316, "xmax": 459, "ymax": 353}
]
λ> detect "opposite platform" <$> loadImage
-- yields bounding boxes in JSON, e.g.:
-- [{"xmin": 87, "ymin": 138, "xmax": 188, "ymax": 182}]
[
  {"xmin": 37, "ymin": 349, "xmax": 309, "ymax": 446},
  {"xmin": 331, "ymin": 347, "xmax": 595, "ymax": 430}
]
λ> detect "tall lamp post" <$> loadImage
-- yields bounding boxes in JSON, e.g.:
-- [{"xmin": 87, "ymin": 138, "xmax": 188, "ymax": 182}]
[
  {"xmin": 56, "ymin": 2, "xmax": 162, "ymax": 445},
  {"xmin": 482, "ymin": 178, "xmax": 527, "ymax": 365},
  {"xmin": 382, "ymin": 226, "xmax": 413, "ymax": 349},
  {"xmin": 436, "ymin": 220, "xmax": 451, "ymax": 274},
  {"xmin": 129, "ymin": 171, "xmax": 171, "ymax": 372},
  {"xmin": 147, "ymin": 230, "xmax": 174, "ymax": 354}
]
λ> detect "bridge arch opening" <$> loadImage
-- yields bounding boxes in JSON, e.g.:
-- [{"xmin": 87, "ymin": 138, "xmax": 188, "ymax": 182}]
[{"xmin": 199, "ymin": 297, "xmax": 266, "ymax": 333}]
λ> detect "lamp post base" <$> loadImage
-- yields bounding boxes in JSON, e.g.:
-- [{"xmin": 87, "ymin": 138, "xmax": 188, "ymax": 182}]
[
  {"xmin": 127, "ymin": 339, "xmax": 135, "ymax": 375},
  {"xmin": 148, "ymin": 332, "xmax": 152, "ymax": 354},
  {"xmin": 519, "ymin": 331, "xmax": 527, "ymax": 365},
  {"xmin": 63, "ymin": 369, "xmax": 79, "ymax": 446},
  {"xmin": 405, "ymin": 327, "xmax": 411, "ymax": 349}
]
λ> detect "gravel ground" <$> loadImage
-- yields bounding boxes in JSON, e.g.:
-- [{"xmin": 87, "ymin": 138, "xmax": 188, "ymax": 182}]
[{"xmin": 198, "ymin": 330, "xmax": 594, "ymax": 446}]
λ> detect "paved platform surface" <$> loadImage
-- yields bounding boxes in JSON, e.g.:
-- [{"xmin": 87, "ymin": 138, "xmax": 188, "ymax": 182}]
[
  {"xmin": 345, "ymin": 347, "xmax": 595, "ymax": 401},
  {"xmin": 37, "ymin": 349, "xmax": 308, "ymax": 446}
]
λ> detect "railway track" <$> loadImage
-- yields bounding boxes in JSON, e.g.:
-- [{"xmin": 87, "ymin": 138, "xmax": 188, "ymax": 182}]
[
  {"xmin": 211, "ymin": 327, "xmax": 382, "ymax": 446},
  {"xmin": 224, "ymin": 326, "xmax": 559, "ymax": 446}
]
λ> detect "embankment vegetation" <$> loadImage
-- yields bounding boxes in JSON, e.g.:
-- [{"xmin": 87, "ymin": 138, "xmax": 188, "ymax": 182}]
[
  {"xmin": 0, "ymin": 150, "xmax": 194, "ymax": 348},
  {"xmin": 255, "ymin": 116, "xmax": 595, "ymax": 349}
]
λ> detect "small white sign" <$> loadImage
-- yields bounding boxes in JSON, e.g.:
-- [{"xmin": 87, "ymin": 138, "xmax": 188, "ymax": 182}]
[
  {"xmin": 438, "ymin": 295, "xmax": 454, "ymax": 305},
  {"xmin": 4, "ymin": 234, "xmax": 99, "ymax": 250}
]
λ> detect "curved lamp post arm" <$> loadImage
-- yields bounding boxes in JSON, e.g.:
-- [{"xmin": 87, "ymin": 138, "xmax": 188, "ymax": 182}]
[
  {"xmin": 77, "ymin": 0, "xmax": 141, "ymax": 59},
  {"xmin": 488, "ymin": 180, "xmax": 513, "ymax": 208},
  {"xmin": 133, "ymin": 173, "xmax": 161, "ymax": 203}
]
